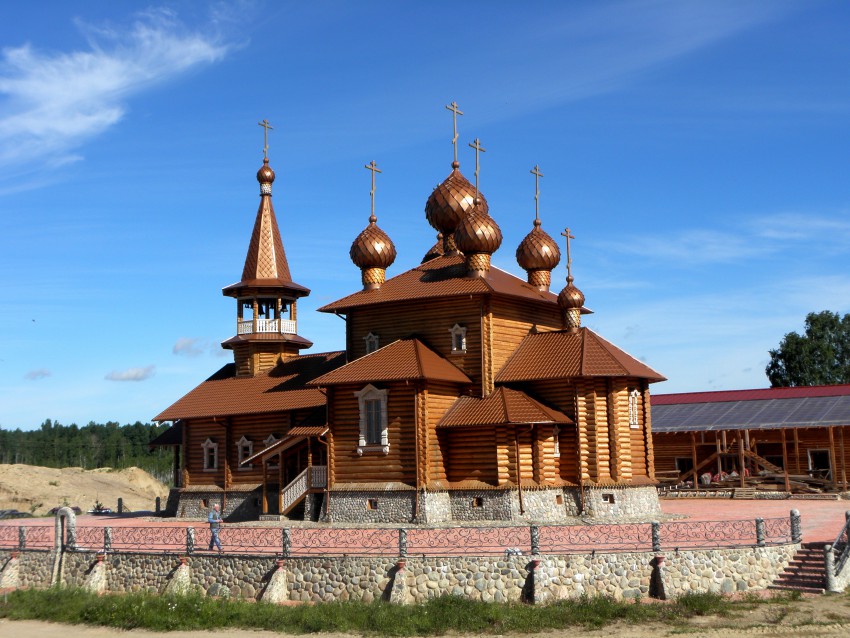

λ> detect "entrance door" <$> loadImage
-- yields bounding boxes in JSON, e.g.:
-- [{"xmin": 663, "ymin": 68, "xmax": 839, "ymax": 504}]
[{"xmin": 808, "ymin": 449, "xmax": 832, "ymax": 480}]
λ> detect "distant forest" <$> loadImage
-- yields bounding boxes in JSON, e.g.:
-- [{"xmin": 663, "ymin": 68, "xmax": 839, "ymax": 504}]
[{"xmin": 0, "ymin": 420, "xmax": 174, "ymax": 485}]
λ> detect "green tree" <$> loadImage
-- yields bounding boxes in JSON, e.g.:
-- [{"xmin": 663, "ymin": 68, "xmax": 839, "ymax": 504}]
[{"xmin": 766, "ymin": 311, "xmax": 850, "ymax": 386}]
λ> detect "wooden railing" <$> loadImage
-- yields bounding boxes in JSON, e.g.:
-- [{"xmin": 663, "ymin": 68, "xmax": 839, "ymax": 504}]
[
  {"xmin": 280, "ymin": 465, "xmax": 327, "ymax": 515},
  {"xmin": 237, "ymin": 319, "xmax": 297, "ymax": 335}
]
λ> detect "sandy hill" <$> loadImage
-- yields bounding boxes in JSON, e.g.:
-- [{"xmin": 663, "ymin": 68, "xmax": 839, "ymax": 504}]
[{"xmin": 0, "ymin": 464, "xmax": 169, "ymax": 516}]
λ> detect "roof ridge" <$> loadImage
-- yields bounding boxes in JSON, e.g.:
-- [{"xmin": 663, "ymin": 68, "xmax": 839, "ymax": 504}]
[{"xmin": 584, "ymin": 329, "xmax": 630, "ymax": 376}]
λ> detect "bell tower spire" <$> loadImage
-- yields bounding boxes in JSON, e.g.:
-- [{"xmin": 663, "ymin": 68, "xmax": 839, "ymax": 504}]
[{"xmin": 221, "ymin": 121, "xmax": 313, "ymax": 376}]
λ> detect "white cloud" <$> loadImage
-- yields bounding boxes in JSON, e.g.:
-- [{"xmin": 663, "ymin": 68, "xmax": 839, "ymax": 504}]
[
  {"xmin": 0, "ymin": 8, "xmax": 229, "ymax": 174},
  {"xmin": 24, "ymin": 368, "xmax": 51, "ymax": 380},
  {"xmin": 173, "ymin": 337, "xmax": 207, "ymax": 357},
  {"xmin": 105, "ymin": 365, "xmax": 155, "ymax": 382}
]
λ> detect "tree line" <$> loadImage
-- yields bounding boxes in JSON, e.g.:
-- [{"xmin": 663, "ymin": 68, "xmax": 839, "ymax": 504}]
[
  {"xmin": 767, "ymin": 310, "xmax": 850, "ymax": 387},
  {"xmin": 0, "ymin": 420, "xmax": 174, "ymax": 485}
]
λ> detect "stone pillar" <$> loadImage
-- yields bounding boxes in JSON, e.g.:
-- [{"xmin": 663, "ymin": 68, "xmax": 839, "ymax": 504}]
[
  {"xmin": 282, "ymin": 528, "xmax": 292, "ymax": 558},
  {"xmin": 117, "ymin": 498, "xmax": 124, "ymax": 514},
  {"xmin": 790, "ymin": 509, "xmax": 802, "ymax": 544},
  {"xmin": 187, "ymin": 527, "xmax": 195, "ymax": 554},
  {"xmin": 389, "ymin": 559, "xmax": 408, "ymax": 605},
  {"xmin": 163, "ymin": 556, "xmax": 193, "ymax": 596},
  {"xmin": 259, "ymin": 559, "xmax": 290, "ymax": 604},
  {"xmin": 155, "ymin": 497, "xmax": 161, "ymax": 514},
  {"xmin": 530, "ymin": 525, "xmax": 540, "ymax": 556},
  {"xmin": 755, "ymin": 518, "xmax": 765, "ymax": 547},
  {"xmin": 651, "ymin": 522, "xmax": 661, "ymax": 553},
  {"xmin": 18, "ymin": 526, "xmax": 26, "ymax": 550},
  {"xmin": 398, "ymin": 528, "xmax": 408, "ymax": 558},
  {"xmin": 0, "ymin": 552, "xmax": 20, "ymax": 589},
  {"xmin": 104, "ymin": 527, "xmax": 113, "ymax": 553},
  {"xmin": 83, "ymin": 553, "xmax": 108, "ymax": 593},
  {"xmin": 649, "ymin": 554, "xmax": 668, "ymax": 600},
  {"xmin": 824, "ymin": 544, "xmax": 838, "ymax": 593}
]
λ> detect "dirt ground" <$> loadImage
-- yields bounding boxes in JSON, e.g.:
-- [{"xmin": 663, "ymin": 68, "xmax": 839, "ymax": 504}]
[
  {"xmin": 1, "ymin": 592, "xmax": 850, "ymax": 636},
  {"xmin": 0, "ymin": 464, "xmax": 168, "ymax": 516}
]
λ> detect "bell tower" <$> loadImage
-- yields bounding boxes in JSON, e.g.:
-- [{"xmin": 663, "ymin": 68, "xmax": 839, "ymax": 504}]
[{"xmin": 221, "ymin": 120, "xmax": 312, "ymax": 376}]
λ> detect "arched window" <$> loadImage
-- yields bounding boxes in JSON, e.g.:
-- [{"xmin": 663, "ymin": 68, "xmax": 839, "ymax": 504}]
[
  {"xmin": 237, "ymin": 436, "xmax": 253, "ymax": 469},
  {"xmin": 449, "ymin": 324, "xmax": 467, "ymax": 353},
  {"xmin": 628, "ymin": 388, "xmax": 640, "ymax": 429},
  {"xmin": 201, "ymin": 438, "xmax": 218, "ymax": 471},
  {"xmin": 364, "ymin": 332, "xmax": 380, "ymax": 354},
  {"xmin": 354, "ymin": 384, "xmax": 389, "ymax": 454}
]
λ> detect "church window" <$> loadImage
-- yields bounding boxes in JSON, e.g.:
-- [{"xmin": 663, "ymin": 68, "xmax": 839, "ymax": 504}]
[
  {"xmin": 354, "ymin": 384, "xmax": 389, "ymax": 454},
  {"xmin": 628, "ymin": 388, "xmax": 640, "ymax": 429},
  {"xmin": 449, "ymin": 324, "xmax": 467, "ymax": 353},
  {"xmin": 364, "ymin": 332, "xmax": 380, "ymax": 354},
  {"xmin": 553, "ymin": 426, "xmax": 561, "ymax": 458},
  {"xmin": 237, "ymin": 436, "xmax": 253, "ymax": 469},
  {"xmin": 201, "ymin": 438, "xmax": 218, "ymax": 471}
]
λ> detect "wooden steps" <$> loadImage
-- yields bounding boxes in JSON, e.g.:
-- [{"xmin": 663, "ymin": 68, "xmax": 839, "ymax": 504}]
[{"xmin": 769, "ymin": 542, "xmax": 827, "ymax": 594}]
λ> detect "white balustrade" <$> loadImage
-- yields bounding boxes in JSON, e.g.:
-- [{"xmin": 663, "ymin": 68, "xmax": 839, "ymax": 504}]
[
  {"xmin": 310, "ymin": 465, "xmax": 328, "ymax": 488},
  {"xmin": 236, "ymin": 318, "xmax": 297, "ymax": 335}
]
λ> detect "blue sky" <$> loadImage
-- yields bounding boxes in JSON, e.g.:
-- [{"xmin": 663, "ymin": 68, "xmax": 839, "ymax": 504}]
[{"xmin": 1, "ymin": 1, "xmax": 849, "ymax": 430}]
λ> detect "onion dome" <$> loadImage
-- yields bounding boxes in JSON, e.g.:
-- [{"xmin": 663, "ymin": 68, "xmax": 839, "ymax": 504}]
[
  {"xmin": 425, "ymin": 162, "xmax": 489, "ymax": 253},
  {"xmin": 454, "ymin": 203, "xmax": 502, "ymax": 277},
  {"xmin": 558, "ymin": 275, "xmax": 586, "ymax": 331},
  {"xmin": 516, "ymin": 218, "xmax": 561, "ymax": 291},
  {"xmin": 350, "ymin": 214, "xmax": 397, "ymax": 290},
  {"xmin": 257, "ymin": 158, "xmax": 275, "ymax": 194},
  {"xmin": 422, "ymin": 232, "xmax": 444, "ymax": 263}
]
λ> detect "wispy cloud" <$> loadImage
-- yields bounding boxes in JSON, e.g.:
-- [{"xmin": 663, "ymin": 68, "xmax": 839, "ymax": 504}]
[
  {"xmin": 105, "ymin": 365, "xmax": 155, "ymax": 381},
  {"xmin": 0, "ymin": 7, "xmax": 229, "ymax": 183},
  {"xmin": 173, "ymin": 337, "xmax": 207, "ymax": 357},
  {"xmin": 24, "ymin": 368, "xmax": 51, "ymax": 380}
]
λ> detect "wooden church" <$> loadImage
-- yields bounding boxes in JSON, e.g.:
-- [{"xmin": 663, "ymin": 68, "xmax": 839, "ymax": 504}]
[{"xmin": 153, "ymin": 109, "xmax": 665, "ymax": 522}]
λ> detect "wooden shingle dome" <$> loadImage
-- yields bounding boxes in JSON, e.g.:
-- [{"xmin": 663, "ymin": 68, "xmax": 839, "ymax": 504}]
[
  {"xmin": 425, "ymin": 161, "xmax": 489, "ymax": 253},
  {"xmin": 517, "ymin": 218, "xmax": 561, "ymax": 291},
  {"xmin": 350, "ymin": 213, "xmax": 397, "ymax": 290},
  {"xmin": 454, "ymin": 203, "xmax": 502, "ymax": 277}
]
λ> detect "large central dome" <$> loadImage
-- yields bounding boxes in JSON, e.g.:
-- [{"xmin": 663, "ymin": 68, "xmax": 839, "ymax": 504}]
[{"xmin": 425, "ymin": 161, "xmax": 489, "ymax": 237}]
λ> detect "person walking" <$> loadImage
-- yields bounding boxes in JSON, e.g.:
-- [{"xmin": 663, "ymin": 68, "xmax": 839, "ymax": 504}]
[{"xmin": 208, "ymin": 503, "xmax": 223, "ymax": 552}]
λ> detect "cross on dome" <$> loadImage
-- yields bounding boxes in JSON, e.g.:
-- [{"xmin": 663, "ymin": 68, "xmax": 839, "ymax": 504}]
[
  {"xmin": 364, "ymin": 160, "xmax": 382, "ymax": 221},
  {"xmin": 258, "ymin": 119, "xmax": 274, "ymax": 160},
  {"xmin": 445, "ymin": 101, "xmax": 464, "ymax": 165},
  {"xmin": 468, "ymin": 137, "xmax": 485, "ymax": 203}
]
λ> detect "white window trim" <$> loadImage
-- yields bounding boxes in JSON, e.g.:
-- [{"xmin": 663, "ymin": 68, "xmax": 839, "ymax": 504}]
[
  {"xmin": 449, "ymin": 324, "xmax": 467, "ymax": 353},
  {"xmin": 264, "ymin": 433, "xmax": 279, "ymax": 468},
  {"xmin": 628, "ymin": 388, "xmax": 640, "ymax": 429},
  {"xmin": 364, "ymin": 332, "xmax": 380, "ymax": 354},
  {"xmin": 201, "ymin": 438, "xmax": 218, "ymax": 471},
  {"xmin": 237, "ymin": 435, "xmax": 253, "ymax": 470},
  {"xmin": 354, "ymin": 384, "xmax": 389, "ymax": 455},
  {"xmin": 553, "ymin": 425, "xmax": 561, "ymax": 458}
]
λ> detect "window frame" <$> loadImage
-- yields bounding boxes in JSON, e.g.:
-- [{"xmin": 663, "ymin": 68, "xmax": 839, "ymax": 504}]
[
  {"xmin": 364, "ymin": 332, "xmax": 380, "ymax": 354},
  {"xmin": 354, "ymin": 384, "xmax": 389, "ymax": 455},
  {"xmin": 237, "ymin": 435, "xmax": 253, "ymax": 470},
  {"xmin": 201, "ymin": 438, "xmax": 218, "ymax": 471},
  {"xmin": 449, "ymin": 324, "xmax": 467, "ymax": 354}
]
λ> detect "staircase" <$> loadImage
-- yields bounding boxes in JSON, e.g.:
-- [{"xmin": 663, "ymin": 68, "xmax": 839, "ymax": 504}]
[{"xmin": 770, "ymin": 542, "xmax": 827, "ymax": 594}]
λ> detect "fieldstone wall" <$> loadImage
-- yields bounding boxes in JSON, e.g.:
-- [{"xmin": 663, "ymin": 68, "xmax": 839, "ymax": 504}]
[
  {"xmin": 419, "ymin": 491, "xmax": 451, "ymax": 524},
  {"xmin": 46, "ymin": 543, "xmax": 796, "ymax": 603},
  {"xmin": 581, "ymin": 486, "xmax": 662, "ymax": 519},
  {"xmin": 0, "ymin": 549, "xmax": 52, "ymax": 589},
  {"xmin": 328, "ymin": 490, "xmax": 416, "ymax": 523},
  {"xmin": 175, "ymin": 489, "xmax": 262, "ymax": 521}
]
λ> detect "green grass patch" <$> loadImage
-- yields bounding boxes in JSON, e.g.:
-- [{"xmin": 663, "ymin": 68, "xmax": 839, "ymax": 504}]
[{"xmin": 0, "ymin": 588, "xmax": 796, "ymax": 635}]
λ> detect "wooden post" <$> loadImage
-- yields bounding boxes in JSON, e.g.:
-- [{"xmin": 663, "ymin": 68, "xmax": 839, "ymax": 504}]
[
  {"xmin": 738, "ymin": 434, "xmax": 745, "ymax": 488},
  {"xmin": 793, "ymin": 428, "xmax": 801, "ymax": 475},
  {"xmin": 829, "ymin": 426, "xmax": 838, "ymax": 487},
  {"xmin": 690, "ymin": 431, "xmax": 698, "ymax": 490},
  {"xmin": 781, "ymin": 428, "xmax": 791, "ymax": 492},
  {"xmin": 716, "ymin": 432, "xmax": 723, "ymax": 476},
  {"xmin": 840, "ymin": 426, "xmax": 847, "ymax": 491},
  {"xmin": 262, "ymin": 458, "xmax": 268, "ymax": 514},
  {"xmin": 278, "ymin": 451, "xmax": 283, "ymax": 514}
]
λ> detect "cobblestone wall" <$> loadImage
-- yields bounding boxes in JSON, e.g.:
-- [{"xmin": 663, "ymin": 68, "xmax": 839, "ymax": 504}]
[
  {"xmin": 328, "ymin": 491, "xmax": 416, "ymax": 523},
  {"xmin": 48, "ymin": 543, "xmax": 796, "ymax": 603},
  {"xmin": 0, "ymin": 550, "xmax": 52, "ymax": 589}
]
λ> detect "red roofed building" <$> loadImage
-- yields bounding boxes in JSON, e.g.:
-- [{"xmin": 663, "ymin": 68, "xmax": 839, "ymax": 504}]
[{"xmin": 154, "ymin": 117, "xmax": 666, "ymax": 522}]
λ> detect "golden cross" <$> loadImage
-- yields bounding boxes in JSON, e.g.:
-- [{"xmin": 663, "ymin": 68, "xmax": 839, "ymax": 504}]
[
  {"xmin": 531, "ymin": 165, "xmax": 543, "ymax": 221},
  {"xmin": 364, "ymin": 160, "xmax": 382, "ymax": 219},
  {"xmin": 445, "ymin": 101, "xmax": 463, "ymax": 164},
  {"xmin": 258, "ymin": 119, "xmax": 274, "ymax": 160},
  {"xmin": 561, "ymin": 228, "xmax": 575, "ymax": 279},
  {"xmin": 468, "ymin": 137, "xmax": 485, "ymax": 202}
]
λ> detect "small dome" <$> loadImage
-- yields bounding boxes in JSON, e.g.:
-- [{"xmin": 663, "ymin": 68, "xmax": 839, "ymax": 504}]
[
  {"xmin": 257, "ymin": 158, "xmax": 275, "ymax": 185},
  {"xmin": 350, "ymin": 215, "xmax": 397, "ymax": 270},
  {"xmin": 422, "ymin": 233, "xmax": 444, "ymax": 263},
  {"xmin": 516, "ymin": 219, "xmax": 561, "ymax": 271},
  {"xmin": 558, "ymin": 276, "xmax": 585, "ymax": 310},
  {"xmin": 454, "ymin": 205, "xmax": 502, "ymax": 255},
  {"xmin": 425, "ymin": 163, "xmax": 489, "ymax": 235}
]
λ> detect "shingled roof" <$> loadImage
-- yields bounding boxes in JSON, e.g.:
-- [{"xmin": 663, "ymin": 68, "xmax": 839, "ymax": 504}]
[
  {"xmin": 495, "ymin": 328, "xmax": 665, "ymax": 383},
  {"xmin": 310, "ymin": 338, "xmax": 471, "ymax": 386},
  {"xmin": 652, "ymin": 384, "xmax": 850, "ymax": 433},
  {"xmin": 318, "ymin": 254, "xmax": 558, "ymax": 313},
  {"xmin": 154, "ymin": 351, "xmax": 345, "ymax": 421},
  {"xmin": 437, "ymin": 387, "xmax": 572, "ymax": 428}
]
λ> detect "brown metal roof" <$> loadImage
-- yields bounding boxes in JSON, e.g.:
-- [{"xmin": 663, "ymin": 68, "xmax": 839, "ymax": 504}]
[
  {"xmin": 437, "ymin": 387, "xmax": 572, "ymax": 428},
  {"xmin": 222, "ymin": 167, "xmax": 309, "ymax": 299},
  {"xmin": 241, "ymin": 426, "xmax": 328, "ymax": 465},
  {"xmin": 495, "ymin": 328, "xmax": 665, "ymax": 383},
  {"xmin": 310, "ymin": 338, "xmax": 471, "ymax": 386},
  {"xmin": 318, "ymin": 254, "xmax": 560, "ymax": 313},
  {"xmin": 153, "ymin": 351, "xmax": 345, "ymax": 421},
  {"xmin": 148, "ymin": 420, "xmax": 182, "ymax": 447},
  {"xmin": 221, "ymin": 332, "xmax": 313, "ymax": 349}
]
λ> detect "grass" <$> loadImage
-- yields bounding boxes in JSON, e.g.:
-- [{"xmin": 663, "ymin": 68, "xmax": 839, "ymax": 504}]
[{"xmin": 0, "ymin": 588, "xmax": 804, "ymax": 635}]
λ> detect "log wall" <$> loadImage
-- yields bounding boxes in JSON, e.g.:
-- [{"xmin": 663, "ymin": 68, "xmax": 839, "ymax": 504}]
[
  {"xmin": 489, "ymin": 298, "xmax": 562, "ymax": 380},
  {"xmin": 442, "ymin": 426, "xmax": 499, "ymax": 484}
]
